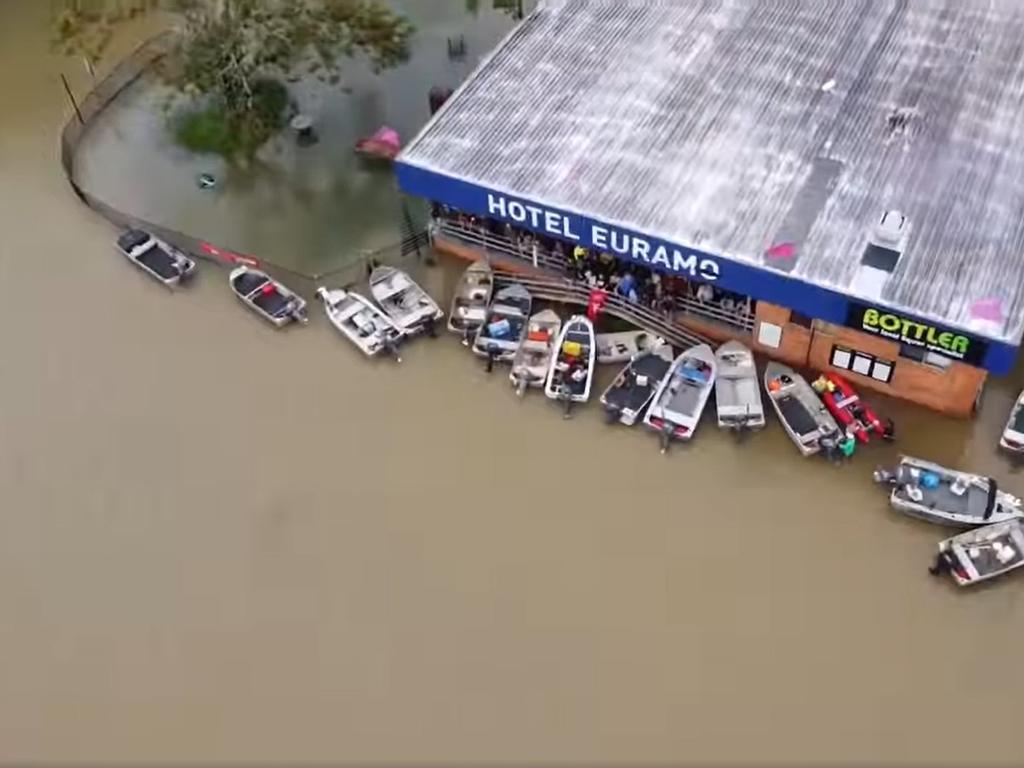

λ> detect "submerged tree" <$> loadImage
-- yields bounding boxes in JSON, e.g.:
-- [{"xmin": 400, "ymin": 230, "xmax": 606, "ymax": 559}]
[{"xmin": 53, "ymin": 0, "xmax": 414, "ymax": 158}]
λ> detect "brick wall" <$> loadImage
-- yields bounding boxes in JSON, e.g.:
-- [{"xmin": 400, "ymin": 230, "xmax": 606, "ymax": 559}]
[
  {"xmin": 752, "ymin": 302, "xmax": 811, "ymax": 367},
  {"xmin": 808, "ymin": 325, "xmax": 986, "ymax": 417}
]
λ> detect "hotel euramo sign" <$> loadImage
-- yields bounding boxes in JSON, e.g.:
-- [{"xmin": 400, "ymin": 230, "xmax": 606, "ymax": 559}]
[
  {"xmin": 485, "ymin": 193, "xmax": 723, "ymax": 282},
  {"xmin": 394, "ymin": 163, "xmax": 1018, "ymax": 374}
]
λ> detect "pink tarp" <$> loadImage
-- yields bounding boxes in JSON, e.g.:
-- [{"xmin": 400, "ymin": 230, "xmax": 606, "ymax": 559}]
[{"xmin": 355, "ymin": 125, "xmax": 402, "ymax": 160}]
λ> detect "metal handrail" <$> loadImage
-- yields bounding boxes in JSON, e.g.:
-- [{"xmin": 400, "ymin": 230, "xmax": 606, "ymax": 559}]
[
  {"xmin": 434, "ymin": 219, "xmax": 755, "ymax": 332},
  {"xmin": 491, "ymin": 269, "xmax": 713, "ymax": 350}
]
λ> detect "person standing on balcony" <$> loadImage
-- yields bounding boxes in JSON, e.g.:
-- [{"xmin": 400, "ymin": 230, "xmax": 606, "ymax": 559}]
[
  {"xmin": 568, "ymin": 244, "xmax": 585, "ymax": 278},
  {"xmin": 617, "ymin": 271, "xmax": 638, "ymax": 303}
]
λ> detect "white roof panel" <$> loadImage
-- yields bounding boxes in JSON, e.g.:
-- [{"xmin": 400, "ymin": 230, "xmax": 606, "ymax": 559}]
[{"xmin": 401, "ymin": 0, "xmax": 1024, "ymax": 345}]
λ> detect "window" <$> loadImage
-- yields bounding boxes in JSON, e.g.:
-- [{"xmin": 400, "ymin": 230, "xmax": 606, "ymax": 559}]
[
  {"xmin": 758, "ymin": 322, "xmax": 782, "ymax": 349},
  {"xmin": 871, "ymin": 360, "xmax": 893, "ymax": 383},
  {"xmin": 852, "ymin": 353, "xmax": 873, "ymax": 376},
  {"xmin": 830, "ymin": 346, "xmax": 852, "ymax": 369},
  {"xmin": 899, "ymin": 343, "xmax": 953, "ymax": 371},
  {"xmin": 789, "ymin": 311, "xmax": 814, "ymax": 328},
  {"xmin": 830, "ymin": 345, "xmax": 894, "ymax": 384}
]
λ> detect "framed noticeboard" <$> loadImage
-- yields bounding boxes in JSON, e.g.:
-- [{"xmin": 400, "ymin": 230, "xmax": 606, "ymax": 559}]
[{"xmin": 830, "ymin": 345, "xmax": 894, "ymax": 384}]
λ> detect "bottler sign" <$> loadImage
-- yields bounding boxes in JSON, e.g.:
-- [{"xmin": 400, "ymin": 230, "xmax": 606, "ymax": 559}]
[{"xmin": 846, "ymin": 302, "xmax": 988, "ymax": 366}]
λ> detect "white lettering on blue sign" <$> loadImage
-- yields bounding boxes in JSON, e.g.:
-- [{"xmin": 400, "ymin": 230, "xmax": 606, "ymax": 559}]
[{"xmin": 485, "ymin": 193, "xmax": 716, "ymax": 280}]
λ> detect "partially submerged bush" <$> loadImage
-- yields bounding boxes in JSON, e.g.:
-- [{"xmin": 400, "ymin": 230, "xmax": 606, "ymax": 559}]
[{"xmin": 174, "ymin": 79, "xmax": 289, "ymax": 158}]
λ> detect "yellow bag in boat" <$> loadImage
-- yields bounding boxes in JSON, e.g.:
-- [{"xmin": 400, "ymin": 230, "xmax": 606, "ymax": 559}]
[{"xmin": 562, "ymin": 340, "xmax": 582, "ymax": 357}]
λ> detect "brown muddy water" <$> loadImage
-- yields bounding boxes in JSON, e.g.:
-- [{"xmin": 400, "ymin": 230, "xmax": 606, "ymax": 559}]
[{"xmin": 3, "ymin": 1, "xmax": 1024, "ymax": 763}]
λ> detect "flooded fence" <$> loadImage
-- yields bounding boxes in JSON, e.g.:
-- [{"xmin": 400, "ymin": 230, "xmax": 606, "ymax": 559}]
[{"xmin": 58, "ymin": 31, "xmax": 429, "ymax": 295}]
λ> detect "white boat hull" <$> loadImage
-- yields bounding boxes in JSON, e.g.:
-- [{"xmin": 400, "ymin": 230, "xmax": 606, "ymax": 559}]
[
  {"xmin": 317, "ymin": 287, "xmax": 404, "ymax": 358},
  {"xmin": 714, "ymin": 341, "xmax": 765, "ymax": 430},
  {"xmin": 510, "ymin": 310, "xmax": 561, "ymax": 394},
  {"xmin": 644, "ymin": 343, "xmax": 717, "ymax": 441},
  {"xmin": 229, "ymin": 266, "xmax": 307, "ymax": 328},
  {"xmin": 544, "ymin": 315, "xmax": 596, "ymax": 404},
  {"xmin": 369, "ymin": 265, "xmax": 443, "ymax": 335}
]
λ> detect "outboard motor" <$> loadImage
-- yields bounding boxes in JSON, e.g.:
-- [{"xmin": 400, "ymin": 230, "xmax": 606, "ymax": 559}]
[
  {"xmin": 881, "ymin": 418, "xmax": 896, "ymax": 441},
  {"xmin": 873, "ymin": 466, "xmax": 897, "ymax": 485},
  {"xmin": 383, "ymin": 339, "xmax": 402, "ymax": 363},
  {"xmin": 659, "ymin": 423, "xmax": 674, "ymax": 455}
]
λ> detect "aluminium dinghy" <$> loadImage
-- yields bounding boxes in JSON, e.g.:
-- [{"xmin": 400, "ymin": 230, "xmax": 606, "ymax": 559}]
[
  {"xmin": 473, "ymin": 282, "xmax": 532, "ymax": 371},
  {"xmin": 644, "ymin": 343, "xmax": 717, "ymax": 451},
  {"xmin": 369, "ymin": 265, "xmax": 443, "ymax": 336},
  {"xmin": 447, "ymin": 261, "xmax": 493, "ymax": 341},
  {"xmin": 764, "ymin": 362, "xmax": 839, "ymax": 456},
  {"xmin": 600, "ymin": 341, "xmax": 674, "ymax": 426},
  {"xmin": 509, "ymin": 309, "xmax": 561, "ymax": 396},
  {"xmin": 316, "ymin": 286, "xmax": 404, "ymax": 360},
  {"xmin": 544, "ymin": 314, "xmax": 596, "ymax": 417},
  {"xmin": 873, "ymin": 456, "xmax": 1024, "ymax": 527},
  {"xmin": 930, "ymin": 520, "xmax": 1024, "ymax": 586},
  {"xmin": 116, "ymin": 228, "xmax": 196, "ymax": 287},
  {"xmin": 999, "ymin": 389, "xmax": 1024, "ymax": 455},
  {"xmin": 714, "ymin": 341, "xmax": 765, "ymax": 431},
  {"xmin": 595, "ymin": 329, "xmax": 657, "ymax": 364},
  {"xmin": 229, "ymin": 266, "xmax": 307, "ymax": 327}
]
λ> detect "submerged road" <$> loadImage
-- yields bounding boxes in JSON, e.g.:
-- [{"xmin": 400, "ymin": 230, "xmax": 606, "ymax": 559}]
[{"xmin": 2, "ymin": 1, "xmax": 1024, "ymax": 763}]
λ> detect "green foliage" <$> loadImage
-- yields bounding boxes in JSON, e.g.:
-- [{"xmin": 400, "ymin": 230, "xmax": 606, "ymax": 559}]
[
  {"xmin": 175, "ymin": 78, "xmax": 288, "ymax": 158},
  {"xmin": 52, "ymin": 0, "xmax": 414, "ymax": 158}
]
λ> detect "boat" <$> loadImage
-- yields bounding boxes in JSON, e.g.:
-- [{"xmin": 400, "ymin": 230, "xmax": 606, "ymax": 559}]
[
  {"xmin": 812, "ymin": 372, "xmax": 892, "ymax": 443},
  {"xmin": 600, "ymin": 341, "xmax": 674, "ymax": 426},
  {"xmin": 116, "ymin": 228, "xmax": 196, "ymax": 287},
  {"xmin": 355, "ymin": 125, "xmax": 401, "ymax": 161},
  {"xmin": 764, "ymin": 362, "xmax": 840, "ymax": 456},
  {"xmin": 999, "ymin": 389, "xmax": 1024, "ymax": 455},
  {"xmin": 473, "ymin": 282, "xmax": 532, "ymax": 369},
  {"xmin": 229, "ymin": 266, "xmax": 307, "ymax": 327},
  {"xmin": 509, "ymin": 309, "xmax": 561, "ymax": 396},
  {"xmin": 316, "ymin": 286, "xmax": 404, "ymax": 359},
  {"xmin": 714, "ymin": 341, "xmax": 765, "ymax": 431},
  {"xmin": 369, "ymin": 265, "xmax": 443, "ymax": 336},
  {"xmin": 644, "ymin": 343, "xmax": 717, "ymax": 450},
  {"xmin": 544, "ymin": 314, "xmax": 596, "ymax": 415},
  {"xmin": 595, "ymin": 330, "xmax": 657, "ymax": 364},
  {"xmin": 447, "ymin": 261, "xmax": 493, "ymax": 340},
  {"xmin": 873, "ymin": 456, "xmax": 1024, "ymax": 527},
  {"xmin": 930, "ymin": 520, "xmax": 1024, "ymax": 587}
]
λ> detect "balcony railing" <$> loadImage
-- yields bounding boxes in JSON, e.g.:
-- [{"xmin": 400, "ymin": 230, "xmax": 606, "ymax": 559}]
[
  {"xmin": 490, "ymin": 269, "xmax": 713, "ymax": 350},
  {"xmin": 432, "ymin": 219, "xmax": 755, "ymax": 332}
]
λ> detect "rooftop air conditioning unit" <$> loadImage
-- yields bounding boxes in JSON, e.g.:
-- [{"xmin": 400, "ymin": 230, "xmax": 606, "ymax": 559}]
[{"xmin": 874, "ymin": 210, "xmax": 907, "ymax": 248}]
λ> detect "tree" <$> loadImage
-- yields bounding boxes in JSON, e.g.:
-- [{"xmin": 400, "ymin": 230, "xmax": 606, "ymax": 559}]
[{"xmin": 53, "ymin": 0, "xmax": 414, "ymax": 158}]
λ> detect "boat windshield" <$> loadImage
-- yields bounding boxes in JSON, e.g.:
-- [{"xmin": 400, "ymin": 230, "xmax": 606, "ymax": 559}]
[{"xmin": 984, "ymin": 478, "xmax": 998, "ymax": 520}]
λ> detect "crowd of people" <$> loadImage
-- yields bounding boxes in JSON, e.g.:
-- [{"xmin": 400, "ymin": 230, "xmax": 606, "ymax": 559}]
[{"xmin": 431, "ymin": 205, "xmax": 754, "ymax": 326}]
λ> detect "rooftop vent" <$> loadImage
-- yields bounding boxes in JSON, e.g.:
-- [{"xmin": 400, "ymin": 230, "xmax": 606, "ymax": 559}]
[
  {"xmin": 853, "ymin": 210, "xmax": 908, "ymax": 299},
  {"xmin": 886, "ymin": 107, "xmax": 916, "ymax": 140}
]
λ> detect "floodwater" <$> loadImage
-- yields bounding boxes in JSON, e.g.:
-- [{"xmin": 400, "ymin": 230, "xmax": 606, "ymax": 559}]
[
  {"xmin": 4, "ymin": 0, "xmax": 1024, "ymax": 763},
  {"xmin": 72, "ymin": 0, "xmax": 527, "ymax": 276}
]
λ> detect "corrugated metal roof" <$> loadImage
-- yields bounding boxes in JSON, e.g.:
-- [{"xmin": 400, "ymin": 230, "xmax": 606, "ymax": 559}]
[{"xmin": 400, "ymin": 0, "xmax": 1024, "ymax": 345}]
